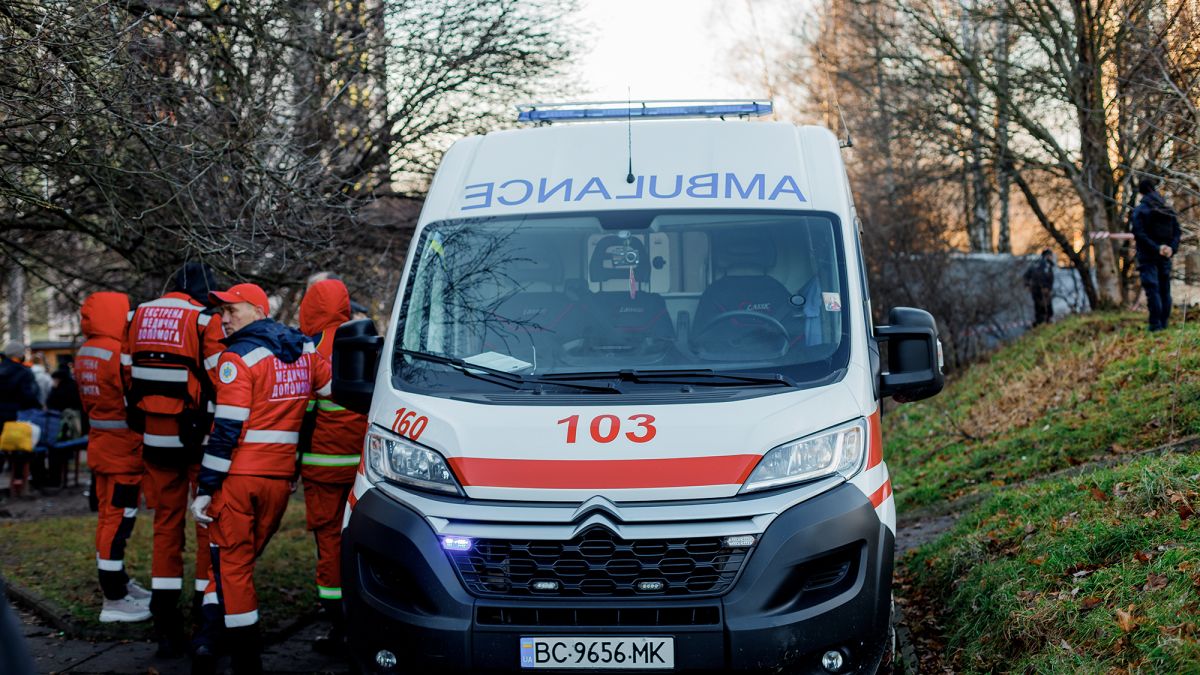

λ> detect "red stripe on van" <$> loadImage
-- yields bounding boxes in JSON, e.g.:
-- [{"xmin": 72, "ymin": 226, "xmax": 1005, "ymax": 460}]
[
  {"xmin": 448, "ymin": 455, "xmax": 761, "ymax": 489},
  {"xmin": 865, "ymin": 411, "xmax": 883, "ymax": 470},
  {"xmin": 868, "ymin": 479, "xmax": 892, "ymax": 508}
]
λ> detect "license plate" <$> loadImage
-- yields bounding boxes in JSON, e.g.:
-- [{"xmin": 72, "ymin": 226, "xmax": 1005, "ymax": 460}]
[{"xmin": 520, "ymin": 636, "xmax": 674, "ymax": 669}]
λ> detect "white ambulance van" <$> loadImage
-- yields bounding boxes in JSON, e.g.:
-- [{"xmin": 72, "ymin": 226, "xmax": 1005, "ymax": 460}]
[{"xmin": 331, "ymin": 101, "xmax": 944, "ymax": 674}]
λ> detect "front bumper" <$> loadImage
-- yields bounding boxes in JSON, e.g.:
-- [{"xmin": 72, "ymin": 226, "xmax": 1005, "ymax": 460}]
[{"xmin": 342, "ymin": 483, "xmax": 893, "ymax": 674}]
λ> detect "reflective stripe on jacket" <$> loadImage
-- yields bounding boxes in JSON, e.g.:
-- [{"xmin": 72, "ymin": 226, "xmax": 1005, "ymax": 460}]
[
  {"xmin": 298, "ymin": 280, "xmax": 367, "ymax": 483},
  {"xmin": 78, "ymin": 292, "xmax": 142, "ymax": 475},
  {"xmin": 198, "ymin": 319, "xmax": 332, "ymax": 495}
]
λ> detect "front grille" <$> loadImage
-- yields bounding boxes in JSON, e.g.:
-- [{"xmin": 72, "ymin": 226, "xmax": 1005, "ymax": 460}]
[
  {"xmin": 477, "ymin": 605, "xmax": 721, "ymax": 626},
  {"xmin": 447, "ymin": 527, "xmax": 753, "ymax": 598}
]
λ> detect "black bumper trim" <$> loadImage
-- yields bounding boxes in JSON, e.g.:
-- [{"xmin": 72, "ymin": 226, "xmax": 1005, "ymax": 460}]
[{"xmin": 343, "ymin": 482, "xmax": 893, "ymax": 674}]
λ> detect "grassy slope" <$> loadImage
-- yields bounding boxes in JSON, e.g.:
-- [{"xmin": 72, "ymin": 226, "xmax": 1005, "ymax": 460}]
[
  {"xmin": 904, "ymin": 453, "xmax": 1200, "ymax": 673},
  {"xmin": 0, "ymin": 490, "xmax": 317, "ymax": 636},
  {"xmin": 887, "ymin": 313, "xmax": 1200, "ymax": 511},
  {"xmin": 887, "ymin": 313, "xmax": 1200, "ymax": 673}
]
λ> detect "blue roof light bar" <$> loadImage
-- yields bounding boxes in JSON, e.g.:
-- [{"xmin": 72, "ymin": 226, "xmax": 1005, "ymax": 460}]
[{"xmin": 516, "ymin": 99, "xmax": 773, "ymax": 124}]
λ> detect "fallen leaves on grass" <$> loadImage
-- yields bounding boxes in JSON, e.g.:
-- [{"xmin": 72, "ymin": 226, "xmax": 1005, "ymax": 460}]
[
  {"xmin": 1116, "ymin": 605, "xmax": 1138, "ymax": 633},
  {"xmin": 1080, "ymin": 596, "xmax": 1102, "ymax": 610},
  {"xmin": 1142, "ymin": 573, "xmax": 1169, "ymax": 592},
  {"xmin": 1078, "ymin": 482, "xmax": 1110, "ymax": 502},
  {"xmin": 1168, "ymin": 490, "xmax": 1196, "ymax": 520}
]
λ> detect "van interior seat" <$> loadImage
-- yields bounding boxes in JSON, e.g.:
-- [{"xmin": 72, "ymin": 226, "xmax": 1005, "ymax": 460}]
[
  {"xmin": 482, "ymin": 243, "xmax": 585, "ymax": 364},
  {"xmin": 693, "ymin": 231, "xmax": 797, "ymax": 334},
  {"xmin": 584, "ymin": 235, "xmax": 675, "ymax": 347}
]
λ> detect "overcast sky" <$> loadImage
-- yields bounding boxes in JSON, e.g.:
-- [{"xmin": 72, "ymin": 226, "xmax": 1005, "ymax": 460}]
[{"xmin": 571, "ymin": 0, "xmax": 796, "ymax": 105}]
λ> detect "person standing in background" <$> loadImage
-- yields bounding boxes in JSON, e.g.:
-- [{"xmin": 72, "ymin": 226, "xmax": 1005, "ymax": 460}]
[
  {"xmin": 1, "ymin": 342, "xmax": 41, "ymax": 490},
  {"xmin": 1130, "ymin": 177, "xmax": 1182, "ymax": 331},
  {"xmin": 297, "ymin": 279, "xmax": 367, "ymax": 654},
  {"xmin": 1022, "ymin": 249, "xmax": 1056, "ymax": 326},
  {"xmin": 77, "ymin": 292, "xmax": 151, "ymax": 622},
  {"xmin": 125, "ymin": 262, "xmax": 224, "ymax": 657}
]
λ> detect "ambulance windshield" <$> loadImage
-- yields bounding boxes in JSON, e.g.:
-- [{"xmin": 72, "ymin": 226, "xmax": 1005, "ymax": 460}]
[{"xmin": 395, "ymin": 209, "xmax": 851, "ymax": 393}]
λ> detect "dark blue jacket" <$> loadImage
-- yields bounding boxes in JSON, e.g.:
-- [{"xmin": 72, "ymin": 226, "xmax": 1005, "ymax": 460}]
[
  {"xmin": 0, "ymin": 358, "xmax": 40, "ymax": 424},
  {"xmin": 1130, "ymin": 192, "xmax": 1181, "ymax": 263},
  {"xmin": 198, "ymin": 319, "xmax": 312, "ymax": 495}
]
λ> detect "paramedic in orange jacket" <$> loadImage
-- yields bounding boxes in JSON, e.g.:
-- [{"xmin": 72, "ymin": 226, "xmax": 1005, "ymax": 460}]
[
  {"xmin": 77, "ymin": 292, "xmax": 152, "ymax": 623},
  {"xmin": 125, "ymin": 262, "xmax": 223, "ymax": 656},
  {"xmin": 190, "ymin": 283, "xmax": 332, "ymax": 675},
  {"xmin": 297, "ymin": 279, "xmax": 367, "ymax": 652}
]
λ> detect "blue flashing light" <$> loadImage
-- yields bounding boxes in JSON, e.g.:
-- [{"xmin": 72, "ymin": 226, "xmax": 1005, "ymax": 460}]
[
  {"xmin": 441, "ymin": 535, "xmax": 473, "ymax": 552},
  {"xmin": 517, "ymin": 100, "xmax": 773, "ymax": 124}
]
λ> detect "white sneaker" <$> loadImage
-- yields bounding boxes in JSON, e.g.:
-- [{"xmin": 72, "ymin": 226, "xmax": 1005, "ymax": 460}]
[
  {"xmin": 99, "ymin": 596, "xmax": 152, "ymax": 623},
  {"xmin": 126, "ymin": 581, "xmax": 151, "ymax": 604}
]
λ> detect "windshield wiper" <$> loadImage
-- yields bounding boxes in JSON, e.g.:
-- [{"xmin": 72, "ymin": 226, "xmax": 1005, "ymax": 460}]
[
  {"xmin": 398, "ymin": 348, "xmax": 527, "ymax": 390},
  {"xmin": 538, "ymin": 368, "xmax": 797, "ymax": 388},
  {"xmin": 397, "ymin": 349, "xmax": 619, "ymax": 393}
]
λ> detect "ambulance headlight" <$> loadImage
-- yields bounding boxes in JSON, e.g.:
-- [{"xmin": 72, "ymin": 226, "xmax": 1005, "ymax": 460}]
[
  {"xmin": 740, "ymin": 419, "xmax": 867, "ymax": 494},
  {"xmin": 364, "ymin": 427, "xmax": 461, "ymax": 495}
]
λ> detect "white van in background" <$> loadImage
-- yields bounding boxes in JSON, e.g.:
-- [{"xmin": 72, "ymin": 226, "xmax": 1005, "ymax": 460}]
[{"xmin": 331, "ymin": 101, "xmax": 944, "ymax": 674}]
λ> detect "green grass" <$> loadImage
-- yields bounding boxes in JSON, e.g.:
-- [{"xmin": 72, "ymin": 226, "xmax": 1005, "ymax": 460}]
[
  {"xmin": 0, "ymin": 490, "xmax": 318, "ymax": 636},
  {"xmin": 886, "ymin": 313, "xmax": 1200, "ymax": 511},
  {"xmin": 891, "ymin": 312, "xmax": 1200, "ymax": 672},
  {"xmin": 903, "ymin": 452, "xmax": 1200, "ymax": 673}
]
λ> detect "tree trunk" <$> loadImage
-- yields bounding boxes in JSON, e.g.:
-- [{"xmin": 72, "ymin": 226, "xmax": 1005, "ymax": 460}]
[
  {"xmin": 7, "ymin": 266, "xmax": 26, "ymax": 344},
  {"xmin": 994, "ymin": 12, "xmax": 1012, "ymax": 253},
  {"xmin": 1072, "ymin": 0, "xmax": 1122, "ymax": 307},
  {"xmin": 962, "ymin": 0, "xmax": 993, "ymax": 252}
]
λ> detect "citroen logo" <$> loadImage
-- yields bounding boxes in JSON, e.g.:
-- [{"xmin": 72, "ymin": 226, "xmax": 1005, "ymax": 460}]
[{"xmin": 569, "ymin": 496, "xmax": 624, "ymax": 536}]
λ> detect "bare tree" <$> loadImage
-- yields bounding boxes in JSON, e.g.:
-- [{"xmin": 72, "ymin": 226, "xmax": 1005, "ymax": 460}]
[
  {"xmin": 0, "ymin": 0, "xmax": 578, "ymax": 312},
  {"xmin": 778, "ymin": 0, "xmax": 1200, "ymax": 313}
]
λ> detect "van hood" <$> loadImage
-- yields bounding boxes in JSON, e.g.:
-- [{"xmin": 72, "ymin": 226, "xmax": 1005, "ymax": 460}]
[
  {"xmin": 370, "ymin": 381, "xmax": 871, "ymax": 502},
  {"xmin": 81, "ymin": 292, "xmax": 130, "ymax": 340},
  {"xmin": 299, "ymin": 279, "xmax": 350, "ymax": 336}
]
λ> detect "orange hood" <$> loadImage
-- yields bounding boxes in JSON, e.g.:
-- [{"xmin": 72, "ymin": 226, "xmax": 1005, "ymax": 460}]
[
  {"xmin": 81, "ymin": 292, "xmax": 130, "ymax": 340},
  {"xmin": 299, "ymin": 279, "xmax": 351, "ymax": 336}
]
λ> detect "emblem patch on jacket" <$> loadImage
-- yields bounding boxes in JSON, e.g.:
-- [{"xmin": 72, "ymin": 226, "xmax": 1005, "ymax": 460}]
[{"xmin": 219, "ymin": 361, "xmax": 238, "ymax": 384}]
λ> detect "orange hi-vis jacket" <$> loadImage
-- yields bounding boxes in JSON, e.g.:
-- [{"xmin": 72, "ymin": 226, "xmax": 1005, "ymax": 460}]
[
  {"xmin": 198, "ymin": 319, "xmax": 332, "ymax": 495},
  {"xmin": 125, "ymin": 291, "xmax": 224, "ymax": 465},
  {"xmin": 298, "ymin": 280, "xmax": 368, "ymax": 483},
  {"xmin": 77, "ymin": 292, "xmax": 143, "ymax": 476}
]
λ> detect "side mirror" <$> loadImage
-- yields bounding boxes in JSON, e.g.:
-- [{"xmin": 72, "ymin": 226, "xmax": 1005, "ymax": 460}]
[
  {"xmin": 331, "ymin": 319, "xmax": 384, "ymax": 415},
  {"xmin": 875, "ymin": 307, "xmax": 944, "ymax": 403}
]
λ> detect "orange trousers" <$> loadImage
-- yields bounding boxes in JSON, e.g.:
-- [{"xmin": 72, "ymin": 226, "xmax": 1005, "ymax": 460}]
[
  {"xmin": 143, "ymin": 462, "xmax": 210, "ymax": 594},
  {"xmin": 95, "ymin": 472, "xmax": 141, "ymax": 600},
  {"xmin": 303, "ymin": 480, "xmax": 352, "ymax": 602},
  {"xmin": 205, "ymin": 475, "xmax": 291, "ymax": 627}
]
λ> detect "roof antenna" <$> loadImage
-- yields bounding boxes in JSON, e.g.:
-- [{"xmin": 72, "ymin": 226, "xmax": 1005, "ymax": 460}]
[
  {"xmin": 816, "ymin": 45, "xmax": 853, "ymax": 148},
  {"xmin": 625, "ymin": 87, "xmax": 635, "ymax": 184}
]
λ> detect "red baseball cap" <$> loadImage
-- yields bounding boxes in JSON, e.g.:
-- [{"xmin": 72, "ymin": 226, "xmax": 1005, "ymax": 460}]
[{"xmin": 209, "ymin": 283, "xmax": 270, "ymax": 315}]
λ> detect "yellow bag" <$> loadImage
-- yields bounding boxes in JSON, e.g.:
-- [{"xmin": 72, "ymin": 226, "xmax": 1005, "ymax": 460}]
[{"xmin": 1, "ymin": 421, "xmax": 37, "ymax": 452}]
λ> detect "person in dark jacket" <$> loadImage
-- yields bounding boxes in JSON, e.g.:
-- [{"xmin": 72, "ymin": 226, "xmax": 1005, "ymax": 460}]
[
  {"xmin": 1130, "ymin": 177, "xmax": 1182, "ymax": 331},
  {"xmin": 1023, "ymin": 249, "xmax": 1056, "ymax": 326},
  {"xmin": 1, "ymin": 341, "xmax": 40, "ymax": 486},
  {"xmin": 47, "ymin": 365, "xmax": 83, "ymax": 412},
  {"xmin": 0, "ymin": 341, "xmax": 40, "ymax": 425}
]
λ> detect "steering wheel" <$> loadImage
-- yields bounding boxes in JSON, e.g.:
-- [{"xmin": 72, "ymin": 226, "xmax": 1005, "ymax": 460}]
[{"xmin": 691, "ymin": 310, "xmax": 790, "ymax": 359}]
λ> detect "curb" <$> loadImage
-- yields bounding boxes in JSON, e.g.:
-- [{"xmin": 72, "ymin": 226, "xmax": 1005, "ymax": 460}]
[
  {"xmin": 2, "ymin": 574, "xmax": 86, "ymax": 637},
  {"xmin": 4, "ymin": 573, "xmax": 325, "ymax": 645}
]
